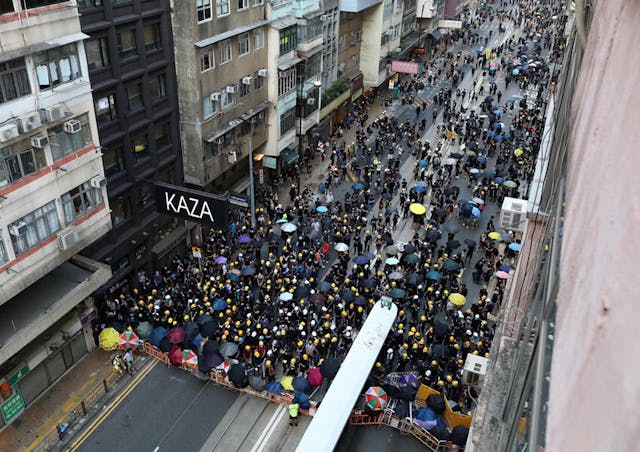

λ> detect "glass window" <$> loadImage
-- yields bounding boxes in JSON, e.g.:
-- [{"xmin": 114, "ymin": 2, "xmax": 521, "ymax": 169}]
[
  {"xmin": 200, "ymin": 49, "xmax": 214, "ymax": 72},
  {"xmin": 103, "ymin": 145, "xmax": 124, "ymax": 178},
  {"xmin": 10, "ymin": 201, "xmax": 61, "ymax": 256},
  {"xmin": 238, "ymin": 33, "xmax": 250, "ymax": 56},
  {"xmin": 218, "ymin": 40, "xmax": 232, "ymax": 64},
  {"xmin": 132, "ymin": 132, "xmax": 148, "ymax": 161},
  {"xmin": 95, "ymin": 94, "xmax": 117, "ymax": 123},
  {"xmin": 33, "ymin": 44, "xmax": 81, "ymax": 90},
  {"xmin": 279, "ymin": 26, "xmax": 297, "ymax": 54},
  {"xmin": 62, "ymin": 180, "xmax": 103, "ymax": 224},
  {"xmin": 253, "ymin": 0, "xmax": 263, "ymax": 5},
  {"xmin": 215, "ymin": 0, "xmax": 229, "ymax": 16},
  {"xmin": 110, "ymin": 197, "xmax": 129, "ymax": 226},
  {"xmin": 0, "ymin": 236, "xmax": 8, "ymax": 265},
  {"xmin": 144, "ymin": 23, "xmax": 162, "ymax": 51},
  {"xmin": 0, "ymin": 58, "xmax": 31, "ymax": 104},
  {"xmin": 0, "ymin": 0, "xmax": 14, "ymax": 14},
  {"xmin": 255, "ymin": 110, "xmax": 265, "ymax": 126},
  {"xmin": 254, "ymin": 71, "xmax": 264, "ymax": 89},
  {"xmin": 220, "ymin": 90, "xmax": 234, "ymax": 109},
  {"xmin": 154, "ymin": 122, "xmax": 171, "ymax": 149},
  {"xmin": 202, "ymin": 93, "xmax": 218, "ymax": 118},
  {"xmin": 237, "ymin": 0, "xmax": 247, "ymax": 10},
  {"xmin": 116, "ymin": 30, "xmax": 138, "ymax": 62},
  {"xmin": 125, "ymin": 82, "xmax": 144, "ymax": 113},
  {"xmin": 24, "ymin": 0, "xmax": 67, "ymax": 8},
  {"xmin": 48, "ymin": 114, "xmax": 93, "ymax": 161},
  {"xmin": 0, "ymin": 138, "xmax": 46, "ymax": 185},
  {"xmin": 253, "ymin": 28, "xmax": 264, "ymax": 50},
  {"xmin": 240, "ymin": 121, "xmax": 251, "ymax": 136},
  {"xmin": 278, "ymin": 67, "xmax": 296, "ymax": 96},
  {"xmin": 149, "ymin": 73, "xmax": 167, "ymax": 102},
  {"xmin": 196, "ymin": 0, "xmax": 212, "ymax": 22},
  {"xmin": 85, "ymin": 37, "xmax": 110, "ymax": 71},
  {"xmin": 280, "ymin": 107, "xmax": 295, "ymax": 136},
  {"xmin": 138, "ymin": 182, "xmax": 154, "ymax": 208},
  {"xmin": 77, "ymin": 0, "xmax": 103, "ymax": 10}
]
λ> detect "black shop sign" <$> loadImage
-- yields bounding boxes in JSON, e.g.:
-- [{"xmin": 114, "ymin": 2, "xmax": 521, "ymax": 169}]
[{"xmin": 155, "ymin": 183, "xmax": 229, "ymax": 227}]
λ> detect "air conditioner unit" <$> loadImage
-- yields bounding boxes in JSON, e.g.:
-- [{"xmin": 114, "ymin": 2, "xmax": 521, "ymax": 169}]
[
  {"xmin": 210, "ymin": 92, "xmax": 221, "ymax": 102},
  {"xmin": 499, "ymin": 197, "xmax": 527, "ymax": 232},
  {"xmin": 17, "ymin": 112, "xmax": 42, "ymax": 133},
  {"xmin": 395, "ymin": 47, "xmax": 402, "ymax": 53},
  {"xmin": 40, "ymin": 104, "xmax": 66, "ymax": 123},
  {"xmin": 57, "ymin": 228, "xmax": 79, "ymax": 251},
  {"xmin": 242, "ymin": 76, "xmax": 253, "ymax": 85},
  {"xmin": 306, "ymin": 97, "xmax": 316, "ymax": 105},
  {"xmin": 258, "ymin": 69, "xmax": 268, "ymax": 77},
  {"xmin": 462, "ymin": 354, "xmax": 489, "ymax": 387},
  {"xmin": 320, "ymin": 14, "xmax": 328, "ymax": 21},
  {"xmin": 226, "ymin": 85, "xmax": 238, "ymax": 94},
  {"xmin": 30, "ymin": 135, "xmax": 50, "ymax": 149},
  {"xmin": 64, "ymin": 119, "xmax": 82, "ymax": 134},
  {"xmin": 0, "ymin": 123, "xmax": 19, "ymax": 143},
  {"xmin": 90, "ymin": 175, "xmax": 107, "ymax": 188},
  {"xmin": 9, "ymin": 222, "xmax": 27, "ymax": 236},
  {"xmin": 228, "ymin": 151, "xmax": 237, "ymax": 163},
  {"xmin": 214, "ymin": 137, "xmax": 224, "ymax": 145}
]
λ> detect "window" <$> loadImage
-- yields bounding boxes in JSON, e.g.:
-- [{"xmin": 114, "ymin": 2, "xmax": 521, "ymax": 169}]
[
  {"xmin": 278, "ymin": 67, "xmax": 296, "ymax": 96},
  {"xmin": 239, "ymin": 78, "xmax": 250, "ymax": 97},
  {"xmin": 85, "ymin": 37, "xmax": 110, "ymax": 71},
  {"xmin": 254, "ymin": 71, "xmax": 264, "ymax": 89},
  {"xmin": 279, "ymin": 26, "xmax": 297, "ymax": 54},
  {"xmin": 237, "ymin": 0, "xmax": 247, "ymax": 10},
  {"xmin": 220, "ymin": 90, "xmax": 234, "ymax": 109},
  {"xmin": 0, "ymin": 58, "xmax": 31, "ymax": 104},
  {"xmin": 0, "ymin": 236, "xmax": 8, "ymax": 265},
  {"xmin": 221, "ymin": 130, "xmax": 234, "ymax": 148},
  {"xmin": 200, "ymin": 49, "xmax": 214, "ymax": 72},
  {"xmin": 125, "ymin": 82, "xmax": 144, "ymax": 113},
  {"xmin": 62, "ymin": 181, "xmax": 103, "ymax": 224},
  {"xmin": 33, "ymin": 44, "xmax": 81, "ymax": 89},
  {"xmin": 253, "ymin": 28, "xmax": 264, "ymax": 50},
  {"xmin": 138, "ymin": 182, "xmax": 154, "ymax": 208},
  {"xmin": 255, "ymin": 110, "xmax": 265, "ymax": 126},
  {"xmin": 253, "ymin": 0, "xmax": 263, "ymax": 5},
  {"xmin": 240, "ymin": 121, "xmax": 251, "ymax": 136},
  {"xmin": 215, "ymin": 0, "xmax": 229, "ymax": 16},
  {"xmin": 202, "ymin": 94, "xmax": 218, "ymax": 118},
  {"xmin": 103, "ymin": 146, "xmax": 124, "ymax": 178},
  {"xmin": 95, "ymin": 94, "xmax": 117, "ymax": 123},
  {"xmin": 154, "ymin": 122, "xmax": 171, "ymax": 148},
  {"xmin": 218, "ymin": 40, "xmax": 232, "ymax": 64},
  {"xmin": 132, "ymin": 132, "xmax": 148, "ymax": 161},
  {"xmin": 1, "ymin": 0, "xmax": 14, "ymax": 14},
  {"xmin": 197, "ymin": 0, "xmax": 212, "ymax": 22},
  {"xmin": 116, "ymin": 30, "xmax": 138, "ymax": 62},
  {"xmin": 279, "ymin": 107, "xmax": 295, "ymax": 136},
  {"xmin": 144, "ymin": 23, "xmax": 162, "ymax": 51},
  {"xmin": 204, "ymin": 141, "xmax": 220, "ymax": 158},
  {"xmin": 24, "ymin": 0, "xmax": 67, "ymax": 8},
  {"xmin": 150, "ymin": 73, "xmax": 167, "ymax": 102},
  {"xmin": 110, "ymin": 197, "xmax": 130, "ymax": 226},
  {"xmin": 10, "ymin": 201, "xmax": 61, "ymax": 256},
  {"xmin": 77, "ymin": 0, "xmax": 103, "ymax": 10},
  {"xmin": 238, "ymin": 33, "xmax": 250, "ymax": 56},
  {"xmin": 0, "ymin": 138, "xmax": 46, "ymax": 186},
  {"xmin": 48, "ymin": 114, "xmax": 93, "ymax": 161}
]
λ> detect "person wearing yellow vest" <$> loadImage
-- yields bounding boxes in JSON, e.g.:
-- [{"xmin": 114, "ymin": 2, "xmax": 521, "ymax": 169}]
[{"xmin": 288, "ymin": 402, "xmax": 299, "ymax": 427}]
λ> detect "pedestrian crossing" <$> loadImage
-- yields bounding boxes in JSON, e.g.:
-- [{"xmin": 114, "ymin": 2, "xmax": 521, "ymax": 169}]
[{"xmin": 411, "ymin": 97, "xmax": 433, "ymax": 110}]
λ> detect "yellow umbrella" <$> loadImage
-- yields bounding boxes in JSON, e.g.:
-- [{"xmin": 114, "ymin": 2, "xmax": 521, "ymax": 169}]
[
  {"xmin": 280, "ymin": 375, "xmax": 294, "ymax": 391},
  {"xmin": 99, "ymin": 327, "xmax": 120, "ymax": 351},
  {"xmin": 513, "ymin": 148, "xmax": 524, "ymax": 157},
  {"xmin": 488, "ymin": 232, "xmax": 501, "ymax": 240},
  {"xmin": 409, "ymin": 203, "xmax": 427, "ymax": 215},
  {"xmin": 448, "ymin": 293, "xmax": 466, "ymax": 307}
]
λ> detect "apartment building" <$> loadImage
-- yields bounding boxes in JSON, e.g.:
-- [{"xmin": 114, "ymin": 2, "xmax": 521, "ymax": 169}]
[{"xmin": 0, "ymin": 0, "xmax": 112, "ymax": 425}]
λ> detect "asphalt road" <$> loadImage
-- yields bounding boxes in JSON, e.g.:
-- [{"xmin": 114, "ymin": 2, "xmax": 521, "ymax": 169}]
[
  {"xmin": 76, "ymin": 365, "xmax": 238, "ymax": 452},
  {"xmin": 336, "ymin": 425, "xmax": 428, "ymax": 452}
]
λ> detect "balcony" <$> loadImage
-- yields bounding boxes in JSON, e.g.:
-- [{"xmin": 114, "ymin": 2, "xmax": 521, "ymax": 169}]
[
  {"xmin": 340, "ymin": 0, "xmax": 384, "ymax": 13},
  {"xmin": 297, "ymin": 34, "xmax": 323, "ymax": 54}
]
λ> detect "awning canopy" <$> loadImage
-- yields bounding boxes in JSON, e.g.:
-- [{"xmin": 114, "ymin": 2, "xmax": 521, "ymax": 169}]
[
  {"xmin": 194, "ymin": 20, "xmax": 269, "ymax": 47},
  {"xmin": 278, "ymin": 57, "xmax": 302, "ymax": 71},
  {"xmin": 430, "ymin": 30, "xmax": 443, "ymax": 42},
  {"xmin": 0, "ymin": 32, "xmax": 89, "ymax": 64},
  {"xmin": 204, "ymin": 120, "xmax": 243, "ymax": 143},
  {"xmin": 271, "ymin": 16, "xmax": 297, "ymax": 30},
  {"xmin": 239, "ymin": 100, "xmax": 271, "ymax": 120},
  {"xmin": 280, "ymin": 147, "xmax": 299, "ymax": 165}
]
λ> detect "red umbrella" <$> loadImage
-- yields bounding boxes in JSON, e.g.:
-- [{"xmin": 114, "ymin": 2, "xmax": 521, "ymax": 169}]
[
  {"xmin": 307, "ymin": 367, "xmax": 323, "ymax": 387},
  {"xmin": 118, "ymin": 330, "xmax": 140, "ymax": 350},
  {"xmin": 167, "ymin": 327, "xmax": 186, "ymax": 344},
  {"xmin": 168, "ymin": 345, "xmax": 183, "ymax": 366}
]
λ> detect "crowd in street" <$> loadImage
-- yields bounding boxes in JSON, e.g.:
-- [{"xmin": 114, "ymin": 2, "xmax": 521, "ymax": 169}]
[{"xmin": 100, "ymin": 0, "xmax": 566, "ymax": 419}]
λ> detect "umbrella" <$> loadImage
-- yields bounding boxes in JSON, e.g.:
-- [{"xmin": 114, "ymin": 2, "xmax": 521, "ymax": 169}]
[
  {"xmin": 334, "ymin": 242, "xmax": 349, "ymax": 252},
  {"xmin": 316, "ymin": 205, "xmax": 328, "ymax": 213},
  {"xmin": 276, "ymin": 218, "xmax": 288, "ymax": 224},
  {"xmin": 504, "ymin": 180, "xmax": 517, "ymax": 188},
  {"xmin": 389, "ymin": 288, "xmax": 406, "ymax": 299},
  {"xmin": 182, "ymin": 349, "xmax": 198, "ymax": 369},
  {"xmin": 451, "ymin": 426, "xmax": 470, "ymax": 446},
  {"xmin": 294, "ymin": 286, "xmax": 311, "ymax": 300},
  {"xmin": 266, "ymin": 233, "xmax": 281, "ymax": 243},
  {"xmin": 471, "ymin": 207, "xmax": 482, "ymax": 218},
  {"xmin": 353, "ymin": 255, "xmax": 370, "ymax": 265},
  {"xmin": 443, "ymin": 186, "xmax": 460, "ymax": 197},
  {"xmin": 340, "ymin": 288, "xmax": 355, "ymax": 302},
  {"xmin": 483, "ymin": 169, "xmax": 496, "ymax": 178},
  {"xmin": 353, "ymin": 295, "xmax": 368, "ymax": 306},
  {"xmin": 307, "ymin": 368, "xmax": 323, "ymax": 387},
  {"xmin": 196, "ymin": 314, "xmax": 214, "ymax": 325},
  {"xmin": 279, "ymin": 292, "xmax": 294, "ymax": 301},
  {"xmin": 426, "ymin": 270, "xmax": 443, "ymax": 281},
  {"xmin": 448, "ymin": 293, "xmax": 467, "ymax": 307},
  {"xmin": 385, "ymin": 244, "xmax": 400, "ymax": 254},
  {"xmin": 404, "ymin": 253, "xmax": 420, "ymax": 264},
  {"xmin": 168, "ymin": 345, "xmax": 183, "ymax": 366},
  {"xmin": 412, "ymin": 185, "xmax": 426, "ymax": 193},
  {"xmin": 469, "ymin": 168, "xmax": 480, "ymax": 174},
  {"xmin": 136, "ymin": 322, "xmax": 153, "ymax": 340},
  {"xmin": 119, "ymin": 330, "xmax": 140, "ymax": 350},
  {"xmin": 399, "ymin": 374, "xmax": 420, "ymax": 390},
  {"xmin": 464, "ymin": 238, "xmax": 477, "ymax": 247},
  {"xmin": 292, "ymin": 376, "xmax": 312, "ymax": 394},
  {"xmin": 352, "ymin": 182, "xmax": 364, "ymax": 190},
  {"xmin": 498, "ymin": 264, "xmax": 512, "ymax": 272},
  {"xmin": 514, "ymin": 148, "xmax": 524, "ymax": 157},
  {"xmin": 199, "ymin": 321, "xmax": 218, "ymax": 339},
  {"xmin": 225, "ymin": 272, "xmax": 240, "ymax": 282},
  {"xmin": 237, "ymin": 235, "xmax": 251, "ymax": 243},
  {"xmin": 227, "ymin": 364, "xmax": 247, "ymax": 387},
  {"xmin": 183, "ymin": 322, "xmax": 199, "ymax": 341},
  {"xmin": 251, "ymin": 239, "xmax": 263, "ymax": 248},
  {"xmin": 402, "ymin": 243, "xmax": 417, "ymax": 253},
  {"xmin": 433, "ymin": 322, "xmax": 450, "ymax": 338},
  {"xmin": 280, "ymin": 376, "xmax": 295, "ymax": 391},
  {"xmin": 309, "ymin": 293, "xmax": 325, "ymax": 305},
  {"xmin": 99, "ymin": 327, "xmax": 120, "ymax": 351},
  {"xmin": 219, "ymin": 342, "xmax": 239, "ymax": 358},
  {"xmin": 213, "ymin": 298, "xmax": 227, "ymax": 311},
  {"xmin": 418, "ymin": 159, "xmax": 429, "ymax": 167},
  {"xmin": 409, "ymin": 203, "xmax": 427, "ymax": 215},
  {"xmin": 215, "ymin": 256, "xmax": 227, "ymax": 264},
  {"xmin": 249, "ymin": 375, "xmax": 267, "ymax": 392},
  {"xmin": 360, "ymin": 278, "xmax": 375, "ymax": 289},
  {"xmin": 414, "ymin": 181, "xmax": 428, "ymax": 188},
  {"xmin": 294, "ymin": 392, "xmax": 311, "ymax": 409},
  {"xmin": 472, "ymin": 197, "xmax": 485, "ymax": 205},
  {"xmin": 158, "ymin": 337, "xmax": 172, "ymax": 353},
  {"xmin": 281, "ymin": 222, "xmax": 297, "ymax": 233},
  {"xmin": 364, "ymin": 387, "xmax": 388, "ymax": 411},
  {"xmin": 320, "ymin": 357, "xmax": 341, "ymax": 379},
  {"xmin": 317, "ymin": 281, "xmax": 332, "ymax": 293},
  {"xmin": 488, "ymin": 231, "xmax": 502, "ymax": 240},
  {"xmin": 442, "ymin": 260, "xmax": 460, "ymax": 271},
  {"xmin": 447, "ymin": 224, "xmax": 460, "ymax": 234},
  {"xmin": 495, "ymin": 270, "xmax": 510, "ymax": 279},
  {"xmin": 444, "ymin": 158, "xmax": 457, "ymax": 166},
  {"xmin": 388, "ymin": 271, "xmax": 404, "ymax": 280},
  {"xmin": 203, "ymin": 340, "xmax": 220, "ymax": 355},
  {"xmin": 450, "ymin": 152, "xmax": 464, "ymax": 159},
  {"xmin": 427, "ymin": 394, "xmax": 446, "ymax": 414},
  {"xmin": 202, "ymin": 351, "xmax": 224, "ymax": 368},
  {"xmin": 406, "ymin": 272, "xmax": 424, "ymax": 285},
  {"xmin": 385, "ymin": 257, "xmax": 399, "ymax": 265},
  {"xmin": 425, "ymin": 229, "xmax": 441, "ymax": 241},
  {"xmin": 494, "ymin": 176, "xmax": 505, "ymax": 184},
  {"xmin": 509, "ymin": 242, "xmax": 522, "ymax": 251},
  {"xmin": 241, "ymin": 266, "xmax": 255, "ymax": 276},
  {"xmin": 166, "ymin": 327, "xmax": 185, "ymax": 344},
  {"xmin": 149, "ymin": 327, "xmax": 168, "ymax": 347},
  {"xmin": 265, "ymin": 381, "xmax": 284, "ymax": 394},
  {"xmin": 446, "ymin": 239, "xmax": 461, "ymax": 250}
]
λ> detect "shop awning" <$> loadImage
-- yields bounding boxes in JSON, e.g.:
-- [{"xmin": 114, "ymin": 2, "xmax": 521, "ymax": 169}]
[
  {"xmin": 204, "ymin": 120, "xmax": 242, "ymax": 143},
  {"xmin": 280, "ymin": 147, "xmax": 299, "ymax": 165},
  {"xmin": 239, "ymin": 100, "xmax": 271, "ymax": 120}
]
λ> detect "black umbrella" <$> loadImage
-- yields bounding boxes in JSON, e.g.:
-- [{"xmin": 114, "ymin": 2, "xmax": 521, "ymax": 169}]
[
  {"xmin": 446, "ymin": 239, "xmax": 461, "ymax": 250},
  {"xmin": 294, "ymin": 286, "xmax": 311, "ymax": 300},
  {"xmin": 447, "ymin": 224, "xmax": 460, "ymax": 234},
  {"xmin": 309, "ymin": 293, "xmax": 326, "ymax": 305},
  {"xmin": 433, "ymin": 321, "xmax": 450, "ymax": 338},
  {"xmin": 450, "ymin": 152, "xmax": 464, "ymax": 159},
  {"xmin": 317, "ymin": 281, "xmax": 332, "ymax": 293},
  {"xmin": 402, "ymin": 243, "xmax": 417, "ymax": 253},
  {"xmin": 432, "ymin": 208, "xmax": 446, "ymax": 218},
  {"xmin": 266, "ymin": 233, "xmax": 280, "ymax": 243},
  {"xmin": 381, "ymin": 234, "xmax": 394, "ymax": 245},
  {"xmin": 199, "ymin": 321, "xmax": 219, "ymax": 339},
  {"xmin": 354, "ymin": 295, "xmax": 368, "ymax": 306},
  {"xmin": 406, "ymin": 272, "xmax": 424, "ymax": 285},
  {"xmin": 201, "ymin": 351, "xmax": 224, "ymax": 368},
  {"xmin": 251, "ymin": 239, "xmax": 263, "ymax": 248},
  {"xmin": 427, "ymin": 394, "xmax": 446, "ymax": 414},
  {"xmin": 443, "ymin": 186, "xmax": 460, "ymax": 197},
  {"xmin": 430, "ymin": 425, "xmax": 450, "ymax": 441},
  {"xmin": 249, "ymin": 375, "xmax": 267, "ymax": 392},
  {"xmin": 183, "ymin": 321, "xmax": 199, "ymax": 341},
  {"xmin": 360, "ymin": 278, "xmax": 375, "ymax": 289},
  {"xmin": 395, "ymin": 387, "xmax": 417, "ymax": 401},
  {"xmin": 320, "ymin": 357, "xmax": 341, "ymax": 379},
  {"xmin": 451, "ymin": 426, "xmax": 469, "ymax": 446},
  {"xmin": 340, "ymin": 289, "xmax": 355, "ymax": 302},
  {"xmin": 227, "ymin": 364, "xmax": 247, "ymax": 387},
  {"xmin": 158, "ymin": 336, "xmax": 172, "ymax": 353},
  {"xmin": 380, "ymin": 384, "xmax": 400, "ymax": 398},
  {"xmin": 464, "ymin": 238, "xmax": 477, "ymax": 246},
  {"xmin": 425, "ymin": 229, "xmax": 441, "ymax": 241},
  {"xmin": 430, "ymin": 344, "xmax": 448, "ymax": 359},
  {"xmin": 203, "ymin": 340, "xmax": 220, "ymax": 355}
]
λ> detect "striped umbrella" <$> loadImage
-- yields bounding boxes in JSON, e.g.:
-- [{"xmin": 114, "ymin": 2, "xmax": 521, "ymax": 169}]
[
  {"xmin": 118, "ymin": 330, "xmax": 140, "ymax": 350},
  {"xmin": 364, "ymin": 386, "xmax": 388, "ymax": 411},
  {"xmin": 182, "ymin": 349, "xmax": 198, "ymax": 369}
]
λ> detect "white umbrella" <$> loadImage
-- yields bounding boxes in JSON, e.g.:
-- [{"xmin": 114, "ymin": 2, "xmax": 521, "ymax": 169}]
[
  {"xmin": 281, "ymin": 222, "xmax": 297, "ymax": 233},
  {"xmin": 444, "ymin": 158, "xmax": 457, "ymax": 166},
  {"xmin": 471, "ymin": 197, "xmax": 485, "ymax": 205},
  {"xmin": 334, "ymin": 242, "xmax": 349, "ymax": 252},
  {"xmin": 385, "ymin": 257, "xmax": 399, "ymax": 265},
  {"xmin": 280, "ymin": 292, "xmax": 293, "ymax": 301},
  {"xmin": 469, "ymin": 168, "xmax": 480, "ymax": 174}
]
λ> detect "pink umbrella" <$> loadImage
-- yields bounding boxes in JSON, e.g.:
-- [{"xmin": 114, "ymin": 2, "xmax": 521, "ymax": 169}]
[
  {"xmin": 167, "ymin": 327, "xmax": 186, "ymax": 344},
  {"xmin": 495, "ymin": 270, "xmax": 510, "ymax": 279},
  {"xmin": 168, "ymin": 345, "xmax": 183, "ymax": 366},
  {"xmin": 307, "ymin": 367, "xmax": 323, "ymax": 387}
]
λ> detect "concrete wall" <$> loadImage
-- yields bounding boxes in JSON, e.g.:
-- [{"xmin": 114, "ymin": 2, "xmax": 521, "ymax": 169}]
[
  {"xmin": 546, "ymin": 0, "xmax": 640, "ymax": 450},
  {"xmin": 359, "ymin": 3, "xmax": 383, "ymax": 86}
]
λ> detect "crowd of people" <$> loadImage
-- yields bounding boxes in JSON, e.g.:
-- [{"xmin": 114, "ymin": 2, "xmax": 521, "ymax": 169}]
[{"xmin": 99, "ymin": 0, "xmax": 566, "ymax": 420}]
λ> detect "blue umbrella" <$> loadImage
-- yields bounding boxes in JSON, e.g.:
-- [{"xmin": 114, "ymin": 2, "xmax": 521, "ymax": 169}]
[
  {"xmin": 494, "ymin": 177, "xmax": 505, "ymax": 184},
  {"xmin": 150, "ymin": 327, "xmax": 168, "ymax": 347},
  {"xmin": 498, "ymin": 265, "xmax": 512, "ymax": 272},
  {"xmin": 418, "ymin": 159, "xmax": 429, "ymax": 167},
  {"xmin": 426, "ymin": 270, "xmax": 443, "ymax": 281},
  {"xmin": 487, "ymin": 130, "xmax": 496, "ymax": 138},
  {"xmin": 399, "ymin": 374, "xmax": 420, "ymax": 390},
  {"xmin": 237, "ymin": 235, "xmax": 251, "ymax": 243},
  {"xmin": 292, "ymin": 376, "xmax": 312, "ymax": 394},
  {"xmin": 353, "ymin": 255, "xmax": 370, "ymax": 265},
  {"xmin": 202, "ymin": 351, "xmax": 224, "ymax": 368},
  {"xmin": 493, "ymin": 109, "xmax": 503, "ymax": 115},
  {"xmin": 225, "ymin": 272, "xmax": 240, "ymax": 282},
  {"xmin": 389, "ymin": 288, "xmax": 406, "ymax": 299},
  {"xmin": 293, "ymin": 391, "xmax": 311, "ymax": 409},
  {"xmin": 471, "ymin": 207, "xmax": 481, "ymax": 218},
  {"xmin": 476, "ymin": 156, "xmax": 487, "ymax": 164},
  {"xmin": 414, "ymin": 181, "xmax": 428, "ymax": 188},
  {"xmin": 213, "ymin": 298, "xmax": 227, "ymax": 311},
  {"xmin": 316, "ymin": 206, "xmax": 328, "ymax": 213},
  {"xmin": 241, "ymin": 266, "xmax": 255, "ymax": 276},
  {"xmin": 460, "ymin": 203, "xmax": 474, "ymax": 217},
  {"xmin": 352, "ymin": 182, "xmax": 364, "ymax": 190},
  {"xmin": 504, "ymin": 132, "xmax": 511, "ymax": 139},
  {"xmin": 509, "ymin": 243, "xmax": 522, "ymax": 251},
  {"xmin": 265, "ymin": 381, "xmax": 284, "ymax": 394},
  {"xmin": 413, "ymin": 185, "xmax": 426, "ymax": 193},
  {"xmin": 513, "ymin": 68, "xmax": 520, "ymax": 76},
  {"xmin": 492, "ymin": 122, "xmax": 502, "ymax": 129},
  {"xmin": 495, "ymin": 135, "xmax": 504, "ymax": 141}
]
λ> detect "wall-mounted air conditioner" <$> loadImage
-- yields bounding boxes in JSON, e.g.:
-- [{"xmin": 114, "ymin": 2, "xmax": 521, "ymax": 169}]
[
  {"xmin": 258, "ymin": 69, "xmax": 268, "ymax": 77},
  {"xmin": 242, "ymin": 76, "xmax": 253, "ymax": 85},
  {"xmin": 228, "ymin": 151, "xmax": 237, "ymax": 163},
  {"xmin": 30, "ymin": 135, "xmax": 49, "ymax": 149},
  {"xmin": 210, "ymin": 92, "xmax": 221, "ymax": 102},
  {"xmin": 462, "ymin": 354, "xmax": 489, "ymax": 387},
  {"xmin": 17, "ymin": 112, "xmax": 42, "ymax": 133},
  {"xmin": 9, "ymin": 222, "xmax": 27, "ymax": 236},
  {"xmin": 499, "ymin": 197, "xmax": 527, "ymax": 232},
  {"xmin": 40, "ymin": 104, "xmax": 66, "ymax": 123},
  {"xmin": 57, "ymin": 228, "xmax": 79, "ymax": 251},
  {"xmin": 90, "ymin": 175, "xmax": 107, "ymax": 188},
  {"xmin": 64, "ymin": 119, "xmax": 82, "ymax": 134},
  {"xmin": 306, "ymin": 97, "xmax": 316, "ymax": 105},
  {"xmin": 226, "ymin": 85, "xmax": 238, "ymax": 94},
  {"xmin": 0, "ymin": 123, "xmax": 19, "ymax": 143}
]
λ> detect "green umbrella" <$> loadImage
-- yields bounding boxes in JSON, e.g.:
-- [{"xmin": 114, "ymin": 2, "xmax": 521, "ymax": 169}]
[
  {"xmin": 136, "ymin": 321, "xmax": 153, "ymax": 340},
  {"xmin": 442, "ymin": 260, "xmax": 460, "ymax": 271},
  {"xmin": 503, "ymin": 180, "xmax": 517, "ymax": 188},
  {"xmin": 404, "ymin": 253, "xmax": 421, "ymax": 264}
]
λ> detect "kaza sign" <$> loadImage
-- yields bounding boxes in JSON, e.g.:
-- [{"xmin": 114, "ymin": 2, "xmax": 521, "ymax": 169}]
[{"xmin": 155, "ymin": 183, "xmax": 229, "ymax": 227}]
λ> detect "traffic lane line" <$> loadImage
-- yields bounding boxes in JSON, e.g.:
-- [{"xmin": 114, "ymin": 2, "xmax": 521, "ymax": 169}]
[
  {"xmin": 250, "ymin": 404, "xmax": 287, "ymax": 452},
  {"xmin": 67, "ymin": 359, "xmax": 158, "ymax": 452}
]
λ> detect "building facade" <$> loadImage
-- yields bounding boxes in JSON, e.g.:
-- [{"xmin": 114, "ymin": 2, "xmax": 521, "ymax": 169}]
[
  {"xmin": 0, "ymin": 0, "xmax": 112, "ymax": 426},
  {"xmin": 320, "ymin": 0, "xmax": 340, "ymax": 89},
  {"xmin": 171, "ymin": 0, "xmax": 270, "ymax": 195},
  {"xmin": 77, "ymin": 0, "xmax": 185, "ymax": 290}
]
